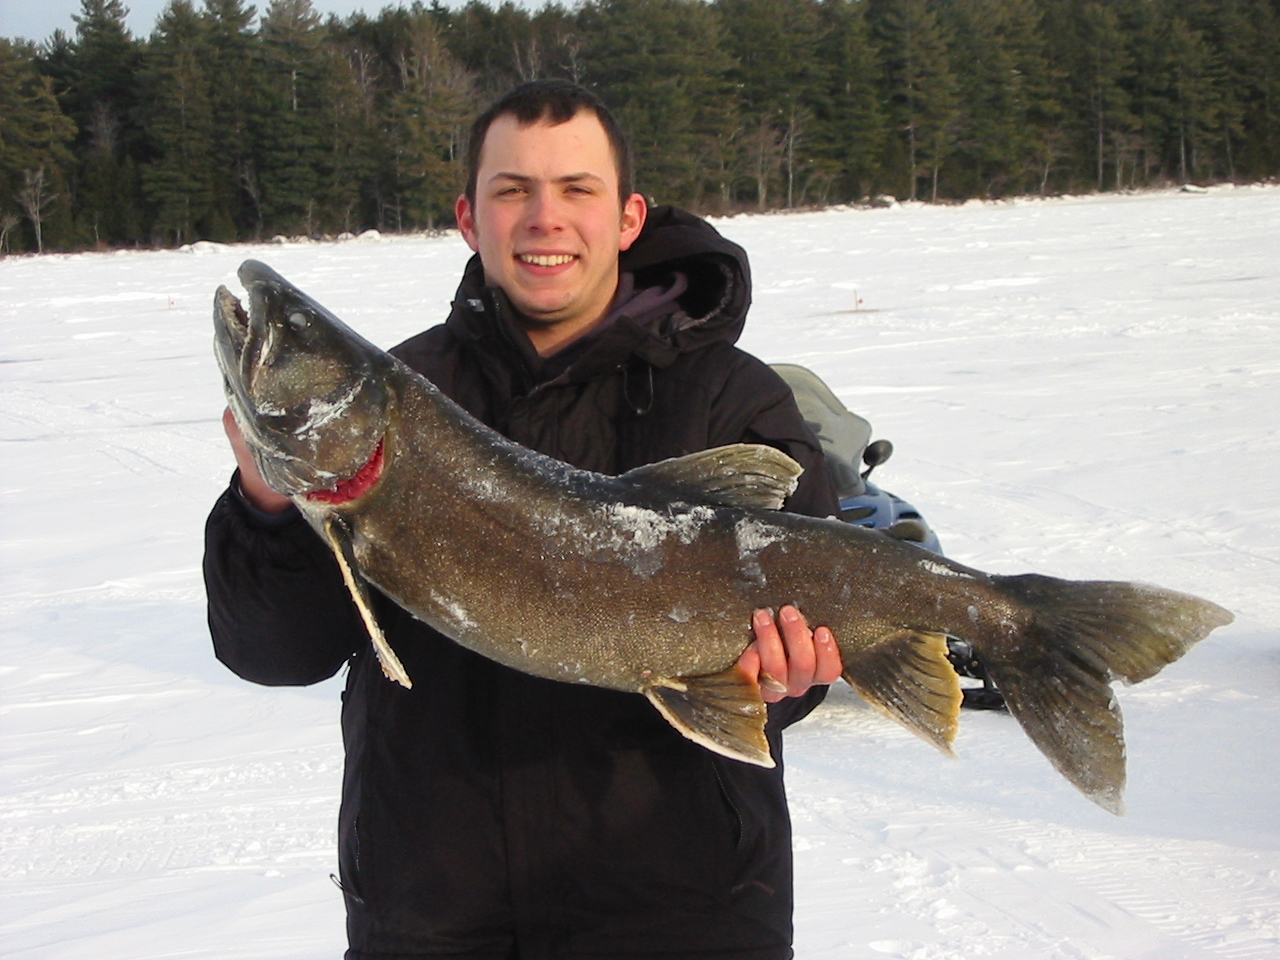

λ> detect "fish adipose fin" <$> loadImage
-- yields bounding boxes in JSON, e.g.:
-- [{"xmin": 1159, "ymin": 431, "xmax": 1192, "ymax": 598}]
[
  {"xmin": 981, "ymin": 575, "xmax": 1233, "ymax": 815},
  {"xmin": 622, "ymin": 443, "xmax": 802, "ymax": 511},
  {"xmin": 644, "ymin": 667, "xmax": 775, "ymax": 768},
  {"xmin": 841, "ymin": 630, "xmax": 962, "ymax": 756},
  {"xmin": 323, "ymin": 516, "xmax": 414, "ymax": 689}
]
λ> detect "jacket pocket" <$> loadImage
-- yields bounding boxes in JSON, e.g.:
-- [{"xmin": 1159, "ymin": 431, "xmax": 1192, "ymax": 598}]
[{"xmin": 712, "ymin": 757, "xmax": 745, "ymax": 851}]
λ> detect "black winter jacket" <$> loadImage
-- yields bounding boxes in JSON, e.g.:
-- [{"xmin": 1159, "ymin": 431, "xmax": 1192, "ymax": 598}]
[{"xmin": 204, "ymin": 206, "xmax": 840, "ymax": 960}]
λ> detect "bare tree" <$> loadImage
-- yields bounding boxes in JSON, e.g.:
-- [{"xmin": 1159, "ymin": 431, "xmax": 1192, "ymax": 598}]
[
  {"xmin": 239, "ymin": 161, "xmax": 265, "ymax": 238},
  {"xmin": 0, "ymin": 212, "xmax": 20, "ymax": 254},
  {"xmin": 783, "ymin": 102, "xmax": 805, "ymax": 209},
  {"xmin": 513, "ymin": 37, "xmax": 543, "ymax": 81},
  {"xmin": 557, "ymin": 32, "xmax": 585, "ymax": 84},
  {"xmin": 88, "ymin": 102, "xmax": 122, "ymax": 158},
  {"xmin": 745, "ymin": 120, "xmax": 782, "ymax": 211},
  {"xmin": 17, "ymin": 168, "xmax": 57, "ymax": 254}
]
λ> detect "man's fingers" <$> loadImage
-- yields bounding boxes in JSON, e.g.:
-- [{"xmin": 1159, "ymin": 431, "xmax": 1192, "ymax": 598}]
[
  {"xmin": 751, "ymin": 608, "xmax": 789, "ymax": 701},
  {"xmin": 743, "ymin": 607, "xmax": 844, "ymax": 703},
  {"xmin": 223, "ymin": 406, "xmax": 242, "ymax": 442},
  {"xmin": 223, "ymin": 407, "xmax": 292, "ymax": 513},
  {"xmin": 777, "ymin": 605, "xmax": 816, "ymax": 698},
  {"xmin": 813, "ymin": 626, "xmax": 843, "ymax": 685}
]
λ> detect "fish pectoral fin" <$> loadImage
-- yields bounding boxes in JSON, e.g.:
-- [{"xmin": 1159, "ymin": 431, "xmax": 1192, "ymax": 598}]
[
  {"xmin": 621, "ymin": 443, "xmax": 802, "ymax": 511},
  {"xmin": 323, "ymin": 517, "xmax": 413, "ymax": 690},
  {"xmin": 842, "ymin": 630, "xmax": 961, "ymax": 757},
  {"xmin": 644, "ymin": 667, "xmax": 775, "ymax": 768}
]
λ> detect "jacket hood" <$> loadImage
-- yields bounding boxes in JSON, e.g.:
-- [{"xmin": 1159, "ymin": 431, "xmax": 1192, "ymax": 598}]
[{"xmin": 445, "ymin": 205, "xmax": 752, "ymax": 375}]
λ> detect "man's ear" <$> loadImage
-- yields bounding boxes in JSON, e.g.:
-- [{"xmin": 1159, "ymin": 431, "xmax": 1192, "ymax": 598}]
[
  {"xmin": 618, "ymin": 193, "xmax": 648, "ymax": 252},
  {"xmin": 456, "ymin": 195, "xmax": 480, "ymax": 252}
]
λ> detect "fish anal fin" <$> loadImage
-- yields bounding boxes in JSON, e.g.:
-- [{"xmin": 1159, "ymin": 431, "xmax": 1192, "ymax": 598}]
[
  {"xmin": 622, "ymin": 443, "xmax": 802, "ymax": 511},
  {"xmin": 841, "ymin": 630, "xmax": 961, "ymax": 757},
  {"xmin": 323, "ymin": 517, "xmax": 413, "ymax": 689},
  {"xmin": 644, "ymin": 666, "xmax": 775, "ymax": 767}
]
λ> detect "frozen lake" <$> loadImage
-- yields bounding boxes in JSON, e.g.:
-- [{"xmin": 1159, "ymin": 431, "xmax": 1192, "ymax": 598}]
[{"xmin": 2, "ymin": 185, "xmax": 1278, "ymax": 959}]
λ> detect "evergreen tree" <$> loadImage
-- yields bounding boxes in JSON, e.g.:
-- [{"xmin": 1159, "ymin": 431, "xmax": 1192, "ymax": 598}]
[
  {"xmin": 141, "ymin": 0, "xmax": 218, "ymax": 243},
  {"xmin": 1229, "ymin": 0, "xmax": 1280, "ymax": 177},
  {"xmin": 255, "ymin": 0, "xmax": 328, "ymax": 235},
  {"xmin": 816, "ymin": 0, "xmax": 887, "ymax": 202},
  {"xmin": 579, "ymin": 0, "xmax": 738, "ymax": 210},
  {"xmin": 320, "ymin": 20, "xmax": 384, "ymax": 234},
  {"xmin": 1161, "ymin": 12, "xmax": 1218, "ymax": 183},
  {"xmin": 939, "ymin": 0, "xmax": 1060, "ymax": 197},
  {"xmin": 0, "ymin": 39, "xmax": 78, "ymax": 251},
  {"xmin": 1076, "ymin": 1, "xmax": 1136, "ymax": 190},
  {"xmin": 201, "ymin": 0, "xmax": 260, "ymax": 239},
  {"xmin": 34, "ymin": 1, "xmax": 146, "ymax": 245},
  {"xmin": 440, "ymin": 0, "xmax": 540, "ymax": 97},
  {"xmin": 869, "ymin": 0, "xmax": 958, "ymax": 200},
  {"xmin": 383, "ymin": 8, "xmax": 473, "ymax": 230},
  {"xmin": 720, "ymin": 0, "xmax": 830, "ymax": 208},
  {"xmin": 6, "ymin": 0, "xmax": 1279, "ymax": 248}
]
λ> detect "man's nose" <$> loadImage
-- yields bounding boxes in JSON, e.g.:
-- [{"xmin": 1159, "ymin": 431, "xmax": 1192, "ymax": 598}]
[{"xmin": 523, "ymin": 186, "xmax": 565, "ymax": 233}]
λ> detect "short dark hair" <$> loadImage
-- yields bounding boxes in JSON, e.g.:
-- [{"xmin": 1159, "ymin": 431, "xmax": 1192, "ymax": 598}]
[{"xmin": 464, "ymin": 79, "xmax": 635, "ymax": 206}]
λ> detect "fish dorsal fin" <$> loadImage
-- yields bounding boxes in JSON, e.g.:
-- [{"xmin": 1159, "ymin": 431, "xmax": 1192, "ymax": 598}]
[
  {"xmin": 841, "ymin": 630, "xmax": 961, "ymax": 756},
  {"xmin": 622, "ymin": 443, "xmax": 802, "ymax": 511},
  {"xmin": 323, "ymin": 516, "xmax": 413, "ymax": 689},
  {"xmin": 644, "ymin": 666, "xmax": 775, "ymax": 767}
]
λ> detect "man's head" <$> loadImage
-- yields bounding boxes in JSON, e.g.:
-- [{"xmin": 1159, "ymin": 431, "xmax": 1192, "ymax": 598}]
[
  {"xmin": 456, "ymin": 80, "xmax": 648, "ymax": 356},
  {"xmin": 464, "ymin": 80, "xmax": 635, "ymax": 207}
]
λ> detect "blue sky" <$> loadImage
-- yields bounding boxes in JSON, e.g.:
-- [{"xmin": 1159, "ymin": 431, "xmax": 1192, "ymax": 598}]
[{"xmin": 0, "ymin": 0, "xmax": 430, "ymax": 43}]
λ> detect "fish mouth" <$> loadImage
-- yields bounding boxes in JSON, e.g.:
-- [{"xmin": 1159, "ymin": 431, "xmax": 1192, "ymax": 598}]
[
  {"xmin": 305, "ymin": 436, "xmax": 386, "ymax": 505},
  {"xmin": 216, "ymin": 284, "xmax": 250, "ymax": 330},
  {"xmin": 214, "ymin": 285, "xmax": 251, "ymax": 356}
]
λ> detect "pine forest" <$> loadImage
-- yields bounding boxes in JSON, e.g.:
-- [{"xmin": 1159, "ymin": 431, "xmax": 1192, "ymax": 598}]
[{"xmin": 2, "ymin": 0, "xmax": 1278, "ymax": 253}]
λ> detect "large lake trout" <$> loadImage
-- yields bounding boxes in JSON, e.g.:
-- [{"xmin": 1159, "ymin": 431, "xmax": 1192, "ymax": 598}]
[{"xmin": 215, "ymin": 260, "xmax": 1232, "ymax": 814}]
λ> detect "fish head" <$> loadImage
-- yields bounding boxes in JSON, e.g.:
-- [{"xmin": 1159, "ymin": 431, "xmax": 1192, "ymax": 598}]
[{"xmin": 214, "ymin": 259, "xmax": 392, "ymax": 499}]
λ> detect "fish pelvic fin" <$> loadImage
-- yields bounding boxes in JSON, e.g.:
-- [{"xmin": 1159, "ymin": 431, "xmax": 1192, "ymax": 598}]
[
  {"xmin": 644, "ymin": 667, "xmax": 775, "ymax": 768},
  {"xmin": 621, "ymin": 443, "xmax": 802, "ymax": 511},
  {"xmin": 841, "ymin": 630, "xmax": 962, "ymax": 757},
  {"xmin": 981, "ymin": 575, "xmax": 1233, "ymax": 815},
  {"xmin": 323, "ymin": 516, "xmax": 413, "ymax": 690}
]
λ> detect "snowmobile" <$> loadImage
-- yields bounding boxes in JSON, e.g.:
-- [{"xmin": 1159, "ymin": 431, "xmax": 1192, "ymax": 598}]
[{"xmin": 771, "ymin": 363, "xmax": 1006, "ymax": 711}]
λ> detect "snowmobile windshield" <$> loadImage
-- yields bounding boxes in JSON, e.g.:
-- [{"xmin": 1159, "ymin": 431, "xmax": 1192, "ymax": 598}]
[{"xmin": 771, "ymin": 363, "xmax": 871, "ymax": 500}]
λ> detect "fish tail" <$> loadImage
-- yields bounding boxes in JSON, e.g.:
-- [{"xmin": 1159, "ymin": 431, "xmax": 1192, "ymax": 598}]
[{"xmin": 979, "ymin": 575, "xmax": 1232, "ymax": 813}]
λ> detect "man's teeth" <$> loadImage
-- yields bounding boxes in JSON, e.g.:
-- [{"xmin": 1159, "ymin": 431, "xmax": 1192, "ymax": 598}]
[{"xmin": 519, "ymin": 253, "xmax": 576, "ymax": 267}]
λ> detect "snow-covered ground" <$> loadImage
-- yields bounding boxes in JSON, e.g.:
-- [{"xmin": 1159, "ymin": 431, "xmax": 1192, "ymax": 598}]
[{"xmin": 2, "ymin": 186, "xmax": 1277, "ymax": 959}]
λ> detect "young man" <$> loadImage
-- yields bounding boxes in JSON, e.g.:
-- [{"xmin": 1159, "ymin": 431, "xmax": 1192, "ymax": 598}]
[{"xmin": 206, "ymin": 80, "xmax": 841, "ymax": 959}]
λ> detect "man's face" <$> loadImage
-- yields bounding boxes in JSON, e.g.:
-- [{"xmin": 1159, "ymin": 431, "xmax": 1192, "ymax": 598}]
[{"xmin": 456, "ymin": 110, "xmax": 647, "ymax": 354}]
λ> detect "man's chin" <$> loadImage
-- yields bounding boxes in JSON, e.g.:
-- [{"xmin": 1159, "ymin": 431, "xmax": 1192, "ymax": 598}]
[{"xmin": 506, "ymin": 290, "xmax": 578, "ymax": 327}]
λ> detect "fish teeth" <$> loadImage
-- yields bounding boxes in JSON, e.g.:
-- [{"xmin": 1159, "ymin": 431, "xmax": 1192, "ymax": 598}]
[{"xmin": 519, "ymin": 253, "xmax": 576, "ymax": 267}]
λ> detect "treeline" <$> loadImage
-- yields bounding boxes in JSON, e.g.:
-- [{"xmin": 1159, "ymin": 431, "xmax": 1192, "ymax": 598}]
[{"xmin": 3, "ymin": 0, "xmax": 1279, "ymax": 253}]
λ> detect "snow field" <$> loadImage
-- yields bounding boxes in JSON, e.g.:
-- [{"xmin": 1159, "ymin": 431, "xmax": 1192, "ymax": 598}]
[{"xmin": 2, "ymin": 186, "xmax": 1278, "ymax": 958}]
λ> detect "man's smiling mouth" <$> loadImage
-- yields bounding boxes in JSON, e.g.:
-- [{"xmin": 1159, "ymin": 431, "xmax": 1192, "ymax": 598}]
[{"xmin": 518, "ymin": 253, "xmax": 577, "ymax": 267}]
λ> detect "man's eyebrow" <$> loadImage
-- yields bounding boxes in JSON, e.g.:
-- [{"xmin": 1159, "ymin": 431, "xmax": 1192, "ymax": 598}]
[{"xmin": 488, "ymin": 172, "xmax": 607, "ymax": 185}]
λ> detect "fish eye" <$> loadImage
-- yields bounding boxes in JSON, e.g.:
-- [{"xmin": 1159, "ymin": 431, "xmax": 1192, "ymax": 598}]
[{"xmin": 288, "ymin": 311, "xmax": 309, "ymax": 330}]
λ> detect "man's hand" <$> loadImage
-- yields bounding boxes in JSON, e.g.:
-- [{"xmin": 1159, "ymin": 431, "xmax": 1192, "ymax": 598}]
[
  {"xmin": 223, "ymin": 408, "xmax": 293, "ymax": 514},
  {"xmin": 738, "ymin": 605, "xmax": 843, "ymax": 703}
]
